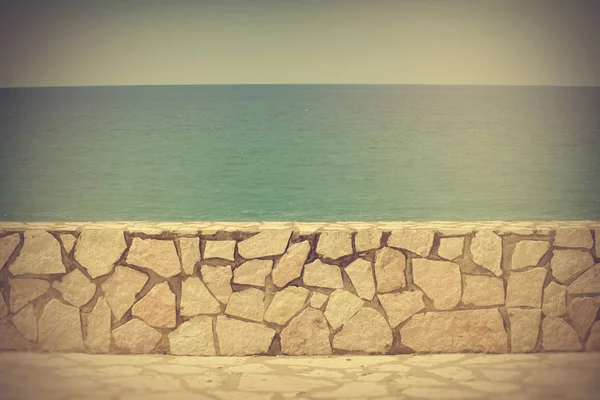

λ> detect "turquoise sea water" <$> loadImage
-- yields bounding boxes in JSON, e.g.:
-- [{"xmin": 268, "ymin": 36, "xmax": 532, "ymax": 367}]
[{"xmin": 1, "ymin": 85, "xmax": 599, "ymax": 222}]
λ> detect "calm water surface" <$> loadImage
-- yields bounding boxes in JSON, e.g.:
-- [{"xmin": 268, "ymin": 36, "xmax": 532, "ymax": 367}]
[{"xmin": 1, "ymin": 85, "xmax": 599, "ymax": 221}]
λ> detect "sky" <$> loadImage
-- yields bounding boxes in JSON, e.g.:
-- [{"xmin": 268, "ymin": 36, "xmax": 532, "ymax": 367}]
[{"xmin": 1, "ymin": 0, "xmax": 599, "ymax": 87}]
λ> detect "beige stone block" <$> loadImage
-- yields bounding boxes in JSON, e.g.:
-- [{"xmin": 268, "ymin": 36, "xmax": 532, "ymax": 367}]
[
  {"xmin": 178, "ymin": 237, "xmax": 200, "ymax": 275},
  {"xmin": 462, "ymin": 275, "xmax": 505, "ymax": 307},
  {"xmin": 59, "ymin": 234, "xmax": 76, "ymax": 253},
  {"xmin": 126, "ymin": 238, "xmax": 181, "ymax": 278},
  {"xmin": 412, "ymin": 259, "xmax": 462, "ymax": 310},
  {"xmin": 0, "ymin": 233, "xmax": 20, "ymax": 271},
  {"xmin": 399, "ymin": 309, "xmax": 508, "ymax": 353},
  {"xmin": 324, "ymin": 289, "xmax": 364, "ymax": 330},
  {"xmin": 378, "ymin": 290, "xmax": 425, "ymax": 328},
  {"xmin": 85, "ymin": 297, "xmax": 111, "ymax": 353},
  {"xmin": 0, "ymin": 318, "xmax": 31, "ymax": 351},
  {"xmin": 38, "ymin": 299, "xmax": 84, "ymax": 352},
  {"xmin": 101, "ymin": 266, "xmax": 148, "ymax": 321},
  {"xmin": 511, "ymin": 240, "xmax": 550, "ymax": 270},
  {"xmin": 280, "ymin": 308, "xmax": 332, "ymax": 355},
  {"xmin": 316, "ymin": 231, "xmax": 353, "ymax": 259},
  {"xmin": 542, "ymin": 281, "xmax": 566, "ymax": 317},
  {"xmin": 506, "ymin": 268, "xmax": 547, "ymax": 308},
  {"xmin": 508, "ymin": 308, "xmax": 541, "ymax": 353},
  {"xmin": 132, "ymin": 282, "xmax": 176, "ymax": 328},
  {"xmin": 180, "ymin": 276, "xmax": 221, "ymax": 316},
  {"xmin": 437, "ymin": 237, "xmax": 465, "ymax": 261},
  {"xmin": 216, "ymin": 315, "xmax": 275, "ymax": 355},
  {"xmin": 0, "ymin": 293, "xmax": 7, "ymax": 318},
  {"xmin": 233, "ymin": 259, "xmax": 273, "ymax": 287},
  {"xmin": 9, "ymin": 230, "xmax": 66, "ymax": 275},
  {"xmin": 200, "ymin": 264, "xmax": 233, "ymax": 304},
  {"xmin": 225, "ymin": 288, "xmax": 265, "ymax": 322},
  {"xmin": 8, "ymin": 277, "xmax": 50, "ymax": 313},
  {"xmin": 168, "ymin": 315, "xmax": 216, "ymax": 356},
  {"xmin": 551, "ymin": 250, "xmax": 595, "ymax": 284},
  {"xmin": 567, "ymin": 263, "xmax": 600, "ymax": 294},
  {"xmin": 12, "ymin": 303, "xmax": 37, "ymax": 342},
  {"xmin": 470, "ymin": 230, "xmax": 503, "ymax": 277},
  {"xmin": 112, "ymin": 318, "xmax": 162, "ymax": 354},
  {"xmin": 388, "ymin": 229, "xmax": 434, "ymax": 257},
  {"xmin": 310, "ymin": 292, "xmax": 328, "ymax": 309},
  {"xmin": 595, "ymin": 229, "xmax": 600, "ymax": 258},
  {"xmin": 238, "ymin": 229, "xmax": 292, "ymax": 259},
  {"xmin": 333, "ymin": 308, "xmax": 393, "ymax": 353},
  {"xmin": 303, "ymin": 260, "xmax": 343, "ymax": 289},
  {"xmin": 74, "ymin": 230, "xmax": 126, "ymax": 278},
  {"xmin": 542, "ymin": 317, "xmax": 583, "ymax": 351},
  {"xmin": 354, "ymin": 229, "xmax": 382, "ymax": 252},
  {"xmin": 374, "ymin": 247, "xmax": 406, "ymax": 293},
  {"xmin": 272, "ymin": 241, "xmax": 311, "ymax": 288},
  {"xmin": 567, "ymin": 297, "xmax": 599, "ymax": 337},
  {"xmin": 264, "ymin": 286, "xmax": 309, "ymax": 325},
  {"xmin": 586, "ymin": 321, "xmax": 600, "ymax": 350},
  {"xmin": 204, "ymin": 240, "xmax": 236, "ymax": 261},
  {"xmin": 554, "ymin": 228, "xmax": 593, "ymax": 249},
  {"xmin": 52, "ymin": 268, "xmax": 97, "ymax": 308},
  {"xmin": 237, "ymin": 373, "xmax": 336, "ymax": 393},
  {"xmin": 345, "ymin": 258, "xmax": 375, "ymax": 301}
]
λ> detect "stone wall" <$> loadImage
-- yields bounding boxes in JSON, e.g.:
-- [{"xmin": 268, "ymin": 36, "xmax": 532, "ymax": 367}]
[{"xmin": 0, "ymin": 221, "xmax": 599, "ymax": 356}]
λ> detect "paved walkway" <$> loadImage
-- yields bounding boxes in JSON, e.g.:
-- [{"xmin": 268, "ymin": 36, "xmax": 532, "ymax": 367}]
[{"xmin": 0, "ymin": 352, "xmax": 599, "ymax": 400}]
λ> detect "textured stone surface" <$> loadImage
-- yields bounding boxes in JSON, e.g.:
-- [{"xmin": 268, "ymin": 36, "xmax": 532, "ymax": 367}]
[
  {"xmin": 378, "ymin": 290, "xmax": 425, "ymax": 328},
  {"xmin": 101, "ymin": 266, "xmax": 149, "ymax": 321},
  {"xmin": 550, "ymin": 250, "xmax": 595, "ymax": 284},
  {"xmin": 272, "ymin": 241, "xmax": 310, "ymax": 288},
  {"xmin": 0, "ymin": 233, "xmax": 20, "ymax": 270},
  {"xmin": 85, "ymin": 297, "xmax": 111, "ymax": 353},
  {"xmin": 470, "ymin": 230, "xmax": 503, "ymax": 276},
  {"xmin": 264, "ymin": 286, "xmax": 309, "ymax": 325},
  {"xmin": 324, "ymin": 289, "xmax": 364, "ymax": 330},
  {"xmin": 112, "ymin": 319, "xmax": 162, "ymax": 354},
  {"xmin": 354, "ymin": 229, "xmax": 382, "ymax": 252},
  {"xmin": 132, "ymin": 282, "xmax": 176, "ymax": 328},
  {"xmin": 204, "ymin": 240, "xmax": 236, "ymax": 261},
  {"xmin": 52, "ymin": 268, "xmax": 96, "ymax": 307},
  {"xmin": 280, "ymin": 308, "xmax": 332, "ymax": 355},
  {"xmin": 74, "ymin": 230, "xmax": 126, "ymax": 278},
  {"xmin": 374, "ymin": 247, "xmax": 406, "ymax": 293},
  {"xmin": 225, "ymin": 288, "xmax": 265, "ymax": 322},
  {"xmin": 180, "ymin": 276, "xmax": 221, "ymax": 316},
  {"xmin": 9, "ymin": 230, "xmax": 65, "ymax": 275},
  {"xmin": 216, "ymin": 315, "xmax": 275, "ymax": 355},
  {"xmin": 0, "ymin": 293, "xmax": 7, "ymax": 318},
  {"xmin": 412, "ymin": 259, "xmax": 462, "ymax": 310},
  {"xmin": 508, "ymin": 308, "xmax": 541, "ymax": 353},
  {"xmin": 310, "ymin": 292, "xmax": 328, "ymax": 309},
  {"xmin": 168, "ymin": 315, "xmax": 216, "ymax": 356},
  {"xmin": 586, "ymin": 321, "xmax": 600, "ymax": 350},
  {"xmin": 303, "ymin": 260, "xmax": 343, "ymax": 289},
  {"xmin": 9, "ymin": 277, "xmax": 50, "ymax": 312},
  {"xmin": 59, "ymin": 234, "xmax": 76, "ymax": 253},
  {"xmin": 333, "ymin": 308, "xmax": 392, "ymax": 353},
  {"xmin": 388, "ymin": 229, "xmax": 434, "ymax": 257},
  {"xmin": 0, "ymin": 318, "xmax": 31, "ymax": 351},
  {"xmin": 127, "ymin": 238, "xmax": 181, "ymax": 278},
  {"xmin": 542, "ymin": 281, "xmax": 567, "ymax": 316},
  {"xmin": 511, "ymin": 240, "xmax": 550, "ymax": 270},
  {"xmin": 400, "ymin": 309, "xmax": 508, "ymax": 353},
  {"xmin": 462, "ymin": 275, "xmax": 504, "ymax": 306},
  {"xmin": 596, "ymin": 229, "xmax": 600, "ymax": 257},
  {"xmin": 437, "ymin": 237, "xmax": 464, "ymax": 261},
  {"xmin": 345, "ymin": 258, "xmax": 375, "ymax": 301},
  {"xmin": 567, "ymin": 263, "xmax": 600, "ymax": 294},
  {"xmin": 506, "ymin": 268, "xmax": 547, "ymax": 308},
  {"xmin": 178, "ymin": 237, "xmax": 200, "ymax": 275},
  {"xmin": 12, "ymin": 303, "xmax": 37, "ymax": 342},
  {"xmin": 554, "ymin": 228, "xmax": 593, "ymax": 249},
  {"xmin": 542, "ymin": 317, "xmax": 583, "ymax": 351},
  {"xmin": 238, "ymin": 229, "xmax": 292, "ymax": 259},
  {"xmin": 233, "ymin": 259, "xmax": 273, "ymax": 287},
  {"xmin": 316, "ymin": 231, "xmax": 353, "ymax": 259},
  {"xmin": 38, "ymin": 299, "xmax": 84, "ymax": 352},
  {"xmin": 568, "ymin": 297, "xmax": 599, "ymax": 337},
  {"xmin": 201, "ymin": 264, "xmax": 233, "ymax": 303}
]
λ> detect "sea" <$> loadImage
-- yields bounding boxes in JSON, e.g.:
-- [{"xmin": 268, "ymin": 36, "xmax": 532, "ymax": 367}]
[{"xmin": 0, "ymin": 84, "xmax": 599, "ymax": 222}]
